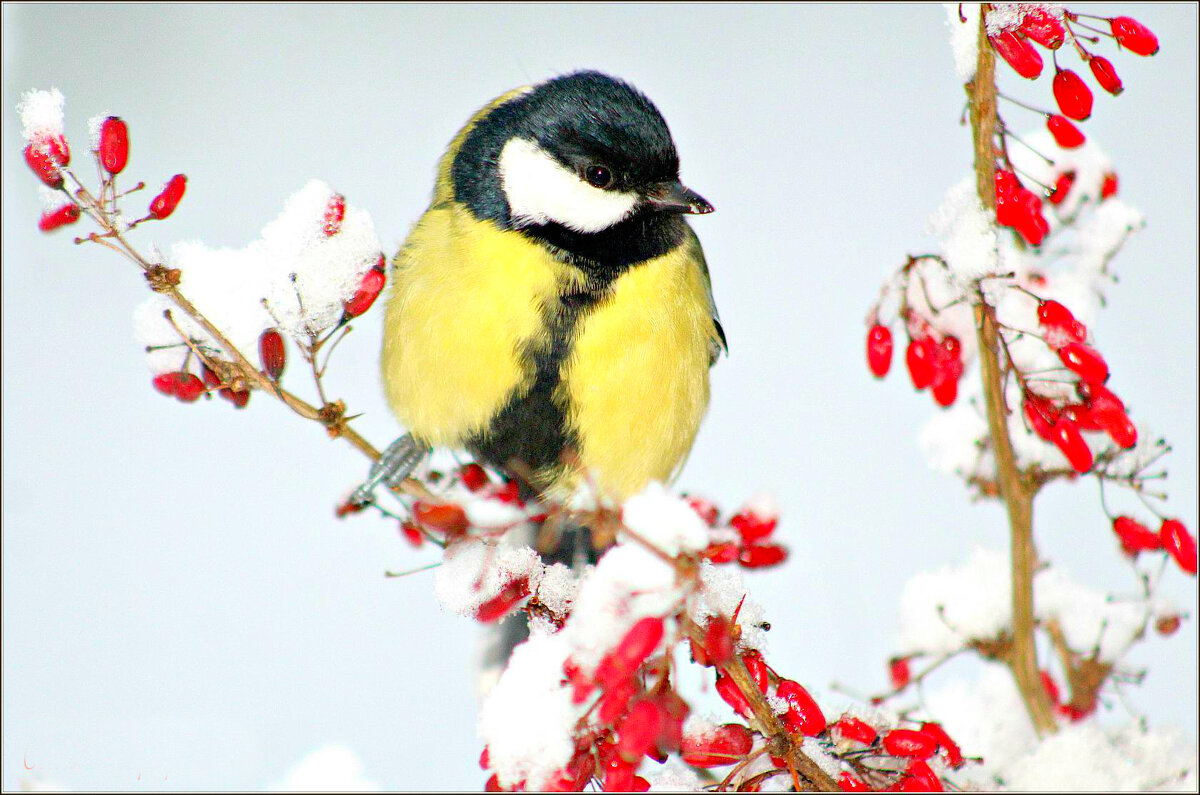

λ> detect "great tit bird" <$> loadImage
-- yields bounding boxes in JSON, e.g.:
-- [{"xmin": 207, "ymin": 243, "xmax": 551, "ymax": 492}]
[{"xmin": 374, "ymin": 70, "xmax": 725, "ymax": 505}]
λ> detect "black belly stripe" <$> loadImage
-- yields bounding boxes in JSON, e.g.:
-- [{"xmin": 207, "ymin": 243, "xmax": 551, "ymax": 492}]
[{"xmin": 467, "ymin": 288, "xmax": 606, "ymax": 491}]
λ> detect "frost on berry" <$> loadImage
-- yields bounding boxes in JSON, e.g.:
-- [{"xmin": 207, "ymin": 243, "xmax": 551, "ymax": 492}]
[
  {"xmin": 679, "ymin": 723, "xmax": 752, "ymax": 767},
  {"xmin": 776, "ymin": 678, "xmax": 826, "ymax": 737},
  {"xmin": 1018, "ymin": 8, "xmax": 1065, "ymax": 49}
]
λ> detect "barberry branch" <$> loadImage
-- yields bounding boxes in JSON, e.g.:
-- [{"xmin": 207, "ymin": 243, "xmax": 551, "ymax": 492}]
[{"xmin": 967, "ymin": 8, "xmax": 1059, "ymax": 737}]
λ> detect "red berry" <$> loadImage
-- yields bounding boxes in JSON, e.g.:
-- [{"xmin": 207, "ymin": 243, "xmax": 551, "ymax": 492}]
[
  {"xmin": 38, "ymin": 203, "xmax": 81, "ymax": 232},
  {"xmin": 905, "ymin": 337, "xmax": 935, "ymax": 390},
  {"xmin": 838, "ymin": 772, "xmax": 870, "ymax": 792},
  {"xmin": 220, "ymin": 386, "xmax": 250, "ymax": 408},
  {"xmin": 343, "ymin": 257, "xmax": 387, "ymax": 319},
  {"xmin": 484, "ymin": 773, "xmax": 502, "ymax": 792},
  {"xmin": 715, "ymin": 668, "xmax": 753, "ymax": 718},
  {"xmin": 1041, "ymin": 669, "xmax": 1062, "ymax": 705},
  {"xmin": 929, "ymin": 335, "xmax": 963, "ymax": 408},
  {"xmin": 602, "ymin": 756, "xmax": 636, "ymax": 792},
  {"xmin": 1051, "ymin": 416, "xmax": 1093, "ymax": 473},
  {"xmin": 412, "ymin": 501, "xmax": 469, "ymax": 538},
  {"xmin": 889, "ymin": 656, "xmax": 912, "ymax": 689},
  {"xmin": 98, "ymin": 116, "xmax": 129, "ymax": 175},
  {"xmin": 742, "ymin": 650, "xmax": 769, "ymax": 693},
  {"xmin": 776, "ymin": 679, "xmax": 826, "ymax": 736},
  {"xmin": 1160, "ymin": 519, "xmax": 1197, "ymax": 575},
  {"xmin": 1101, "ymin": 171, "xmax": 1119, "ymax": 199},
  {"xmin": 475, "ymin": 577, "xmax": 531, "ymax": 623},
  {"xmin": 1156, "ymin": 614, "xmax": 1182, "ymax": 636},
  {"xmin": 867, "ymin": 323, "xmax": 893, "ymax": 378},
  {"xmin": 614, "ymin": 617, "xmax": 665, "ymax": 670},
  {"xmin": 680, "ymin": 723, "xmax": 753, "ymax": 767},
  {"xmin": 883, "ymin": 729, "xmax": 937, "ymax": 760},
  {"xmin": 702, "ymin": 541, "xmax": 740, "ymax": 564},
  {"xmin": 459, "ymin": 462, "xmax": 489, "ymax": 492},
  {"xmin": 1019, "ymin": 9, "xmax": 1065, "ymax": 49},
  {"xmin": 1079, "ymin": 380, "xmax": 1124, "ymax": 420},
  {"xmin": 1048, "ymin": 171, "xmax": 1076, "ymax": 205},
  {"xmin": 1023, "ymin": 394, "xmax": 1059, "ymax": 441},
  {"xmin": 1062, "ymin": 403, "xmax": 1103, "ymax": 432},
  {"xmin": 400, "ymin": 520, "xmax": 424, "ymax": 547},
  {"xmin": 730, "ymin": 509, "xmax": 777, "ymax": 544},
  {"xmin": 703, "ymin": 616, "xmax": 736, "ymax": 667},
  {"xmin": 1112, "ymin": 516, "xmax": 1162, "ymax": 557},
  {"xmin": 904, "ymin": 759, "xmax": 944, "ymax": 791},
  {"xmin": 1110, "ymin": 16, "xmax": 1159, "ymax": 56},
  {"xmin": 599, "ymin": 678, "xmax": 637, "ymax": 724},
  {"xmin": 834, "ymin": 717, "xmax": 877, "ymax": 746},
  {"xmin": 1037, "ymin": 300, "xmax": 1087, "ymax": 348},
  {"xmin": 617, "ymin": 699, "xmax": 664, "ymax": 762},
  {"xmin": 686, "ymin": 495, "xmax": 721, "ymax": 527},
  {"xmin": 1104, "ymin": 413, "xmax": 1138, "ymax": 449},
  {"xmin": 152, "ymin": 372, "xmax": 178, "ymax": 397},
  {"xmin": 989, "ymin": 31, "xmax": 1044, "ymax": 78},
  {"xmin": 1047, "ymin": 115, "xmax": 1085, "ymax": 148},
  {"xmin": 1012, "ymin": 188, "xmax": 1050, "ymax": 246},
  {"xmin": 994, "ymin": 169, "xmax": 1022, "ymax": 226},
  {"xmin": 173, "ymin": 372, "xmax": 206, "ymax": 403},
  {"xmin": 149, "ymin": 174, "xmax": 187, "ymax": 219},
  {"xmin": 1053, "ymin": 69, "xmax": 1093, "ymax": 121},
  {"xmin": 259, "ymin": 328, "xmax": 286, "ymax": 380},
  {"xmin": 323, "ymin": 193, "xmax": 346, "ymax": 236},
  {"xmin": 738, "ymin": 543, "xmax": 788, "ymax": 568},
  {"xmin": 1057, "ymin": 342, "xmax": 1108, "ymax": 383},
  {"xmin": 23, "ymin": 135, "xmax": 70, "ymax": 188},
  {"xmin": 919, "ymin": 722, "xmax": 962, "ymax": 768},
  {"xmin": 479, "ymin": 747, "xmax": 490, "ymax": 771},
  {"xmin": 1089, "ymin": 56, "xmax": 1124, "ymax": 96}
]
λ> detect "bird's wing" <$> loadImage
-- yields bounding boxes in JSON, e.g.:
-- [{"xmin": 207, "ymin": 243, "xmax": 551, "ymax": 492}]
[{"xmin": 683, "ymin": 224, "xmax": 727, "ymax": 365}]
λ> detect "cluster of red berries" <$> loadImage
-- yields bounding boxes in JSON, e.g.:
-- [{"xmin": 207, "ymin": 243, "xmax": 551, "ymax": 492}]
[
  {"xmin": 688, "ymin": 497, "xmax": 789, "ymax": 569},
  {"xmin": 151, "ymin": 361, "xmax": 252, "ymax": 409},
  {"xmin": 1018, "ymin": 298, "xmax": 1135, "ymax": 474},
  {"xmin": 1109, "ymin": 515, "xmax": 1197, "ymax": 575},
  {"xmin": 986, "ymin": 9, "xmax": 1154, "ymax": 245},
  {"xmin": 864, "ymin": 319, "xmax": 964, "ymax": 409},
  {"xmin": 397, "ymin": 463, "xmax": 524, "ymax": 551},
  {"xmin": 24, "ymin": 115, "xmax": 190, "ymax": 231},
  {"xmin": 990, "ymin": 10, "xmax": 1158, "ymax": 118}
]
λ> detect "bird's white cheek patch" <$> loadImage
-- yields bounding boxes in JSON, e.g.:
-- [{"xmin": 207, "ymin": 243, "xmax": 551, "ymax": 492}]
[{"xmin": 499, "ymin": 138, "xmax": 638, "ymax": 233}]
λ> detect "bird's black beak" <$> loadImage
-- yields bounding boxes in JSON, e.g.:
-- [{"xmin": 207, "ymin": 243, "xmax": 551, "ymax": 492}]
[{"xmin": 644, "ymin": 181, "xmax": 714, "ymax": 215}]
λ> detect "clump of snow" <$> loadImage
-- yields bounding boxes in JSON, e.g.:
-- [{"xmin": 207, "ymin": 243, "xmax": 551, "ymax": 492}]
[
  {"xmin": 477, "ymin": 632, "xmax": 580, "ymax": 789},
  {"xmin": 536, "ymin": 562, "xmax": 578, "ymax": 617},
  {"xmin": 560, "ymin": 542, "xmax": 684, "ymax": 671},
  {"xmin": 269, "ymin": 744, "xmax": 380, "ymax": 792},
  {"xmin": 945, "ymin": 3, "xmax": 982, "ymax": 82},
  {"xmin": 621, "ymin": 482, "xmax": 709, "ymax": 556},
  {"xmin": 918, "ymin": 392, "xmax": 992, "ymax": 481},
  {"xmin": 645, "ymin": 761, "xmax": 707, "ymax": 791},
  {"xmin": 898, "ymin": 548, "xmax": 1167, "ymax": 663},
  {"xmin": 17, "ymin": 87, "xmax": 65, "ymax": 140},
  {"xmin": 928, "ymin": 177, "xmax": 999, "ymax": 286},
  {"xmin": 433, "ymin": 538, "xmax": 543, "ymax": 618},
  {"xmin": 37, "ymin": 185, "xmax": 70, "ymax": 211},
  {"xmin": 687, "ymin": 561, "xmax": 769, "ymax": 653},
  {"xmin": 740, "ymin": 491, "xmax": 779, "ymax": 519},
  {"xmin": 86, "ymin": 113, "xmax": 113, "ymax": 151},
  {"xmin": 133, "ymin": 180, "xmax": 381, "ymax": 374}
]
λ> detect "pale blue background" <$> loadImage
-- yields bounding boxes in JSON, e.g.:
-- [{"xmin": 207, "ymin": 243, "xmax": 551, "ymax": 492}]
[{"xmin": 3, "ymin": 3, "xmax": 1196, "ymax": 790}]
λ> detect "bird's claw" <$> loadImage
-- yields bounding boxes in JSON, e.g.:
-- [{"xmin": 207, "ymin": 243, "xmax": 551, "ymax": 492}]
[{"xmin": 350, "ymin": 433, "xmax": 429, "ymax": 505}]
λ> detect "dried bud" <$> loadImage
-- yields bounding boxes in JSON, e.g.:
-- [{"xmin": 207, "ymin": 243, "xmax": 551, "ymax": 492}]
[
  {"xmin": 98, "ymin": 116, "xmax": 129, "ymax": 175},
  {"xmin": 259, "ymin": 328, "xmax": 286, "ymax": 380},
  {"xmin": 149, "ymin": 174, "xmax": 187, "ymax": 220}
]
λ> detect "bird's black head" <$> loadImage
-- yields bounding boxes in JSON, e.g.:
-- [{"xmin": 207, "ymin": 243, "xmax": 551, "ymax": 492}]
[{"xmin": 452, "ymin": 71, "xmax": 712, "ymax": 271}]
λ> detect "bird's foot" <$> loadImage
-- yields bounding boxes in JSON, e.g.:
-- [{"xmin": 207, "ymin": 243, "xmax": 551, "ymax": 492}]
[{"xmin": 350, "ymin": 433, "xmax": 429, "ymax": 505}]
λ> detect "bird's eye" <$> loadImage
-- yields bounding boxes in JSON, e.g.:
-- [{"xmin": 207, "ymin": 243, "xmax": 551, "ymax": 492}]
[{"xmin": 584, "ymin": 165, "xmax": 612, "ymax": 188}]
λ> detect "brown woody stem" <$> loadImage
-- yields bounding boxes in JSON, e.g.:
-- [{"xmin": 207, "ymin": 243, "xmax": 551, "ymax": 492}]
[{"xmin": 967, "ymin": 7, "xmax": 1058, "ymax": 737}]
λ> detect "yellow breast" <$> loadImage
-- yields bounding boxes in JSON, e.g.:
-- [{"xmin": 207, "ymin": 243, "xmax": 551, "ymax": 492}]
[{"xmin": 561, "ymin": 244, "xmax": 714, "ymax": 498}]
